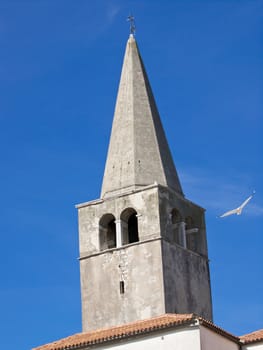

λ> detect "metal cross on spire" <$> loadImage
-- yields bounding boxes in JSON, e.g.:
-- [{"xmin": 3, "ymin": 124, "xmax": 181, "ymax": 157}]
[{"xmin": 127, "ymin": 14, "xmax": 136, "ymax": 36}]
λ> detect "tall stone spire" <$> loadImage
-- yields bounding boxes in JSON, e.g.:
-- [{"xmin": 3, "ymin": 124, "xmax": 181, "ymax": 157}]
[
  {"xmin": 101, "ymin": 35, "xmax": 183, "ymax": 198},
  {"xmin": 77, "ymin": 34, "xmax": 212, "ymax": 332}
]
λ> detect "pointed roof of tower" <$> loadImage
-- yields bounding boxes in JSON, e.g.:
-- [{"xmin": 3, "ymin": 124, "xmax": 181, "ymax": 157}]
[{"xmin": 101, "ymin": 35, "xmax": 183, "ymax": 198}]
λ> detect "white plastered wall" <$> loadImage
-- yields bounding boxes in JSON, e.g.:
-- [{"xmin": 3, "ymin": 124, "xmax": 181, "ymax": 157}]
[
  {"xmin": 96, "ymin": 326, "xmax": 201, "ymax": 350},
  {"xmin": 200, "ymin": 325, "xmax": 239, "ymax": 350},
  {"xmin": 242, "ymin": 342, "xmax": 263, "ymax": 350}
]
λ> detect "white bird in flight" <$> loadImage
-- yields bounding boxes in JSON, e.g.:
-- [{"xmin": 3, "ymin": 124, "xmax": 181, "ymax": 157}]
[{"xmin": 219, "ymin": 191, "xmax": 256, "ymax": 218}]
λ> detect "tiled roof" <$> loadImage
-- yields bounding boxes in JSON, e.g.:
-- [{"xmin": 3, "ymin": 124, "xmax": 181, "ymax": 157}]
[
  {"xmin": 33, "ymin": 313, "xmax": 243, "ymax": 350},
  {"xmin": 240, "ymin": 329, "xmax": 263, "ymax": 344},
  {"xmin": 33, "ymin": 314, "xmax": 195, "ymax": 350}
]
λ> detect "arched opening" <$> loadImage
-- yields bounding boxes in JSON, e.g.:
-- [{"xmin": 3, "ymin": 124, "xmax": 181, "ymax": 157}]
[
  {"xmin": 128, "ymin": 213, "xmax": 139, "ymax": 243},
  {"xmin": 171, "ymin": 208, "xmax": 182, "ymax": 245},
  {"xmin": 120, "ymin": 208, "xmax": 139, "ymax": 245},
  {"xmin": 185, "ymin": 216, "xmax": 198, "ymax": 252},
  {"xmin": 99, "ymin": 214, "xmax": 116, "ymax": 250}
]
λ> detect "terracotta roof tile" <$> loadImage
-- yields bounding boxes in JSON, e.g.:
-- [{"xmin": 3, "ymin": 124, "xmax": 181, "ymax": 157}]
[
  {"xmin": 240, "ymin": 329, "xmax": 263, "ymax": 344},
  {"xmin": 33, "ymin": 314, "xmax": 194, "ymax": 350},
  {"xmin": 33, "ymin": 313, "xmax": 246, "ymax": 350}
]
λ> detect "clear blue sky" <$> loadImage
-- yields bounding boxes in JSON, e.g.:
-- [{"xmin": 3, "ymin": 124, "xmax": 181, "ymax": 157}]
[{"xmin": 0, "ymin": 1, "xmax": 262, "ymax": 349}]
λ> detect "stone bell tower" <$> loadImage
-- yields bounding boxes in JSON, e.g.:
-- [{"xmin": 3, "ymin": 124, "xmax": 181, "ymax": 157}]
[{"xmin": 76, "ymin": 34, "xmax": 213, "ymax": 332}]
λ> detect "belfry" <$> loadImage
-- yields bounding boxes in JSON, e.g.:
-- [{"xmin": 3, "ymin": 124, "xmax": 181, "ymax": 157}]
[{"xmin": 76, "ymin": 34, "xmax": 213, "ymax": 331}]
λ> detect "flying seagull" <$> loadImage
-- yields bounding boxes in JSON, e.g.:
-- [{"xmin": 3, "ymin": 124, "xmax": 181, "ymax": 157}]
[{"xmin": 219, "ymin": 191, "xmax": 256, "ymax": 218}]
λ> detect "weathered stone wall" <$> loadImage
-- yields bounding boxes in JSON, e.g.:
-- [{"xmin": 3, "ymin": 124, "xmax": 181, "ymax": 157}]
[
  {"xmin": 80, "ymin": 239, "xmax": 165, "ymax": 331},
  {"xmin": 162, "ymin": 240, "xmax": 213, "ymax": 320},
  {"xmin": 78, "ymin": 185, "xmax": 166, "ymax": 331},
  {"xmin": 158, "ymin": 185, "xmax": 212, "ymax": 320},
  {"xmin": 77, "ymin": 184, "xmax": 212, "ymax": 330},
  {"xmin": 158, "ymin": 185, "xmax": 208, "ymax": 256},
  {"xmin": 78, "ymin": 185, "xmax": 161, "ymax": 257}
]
